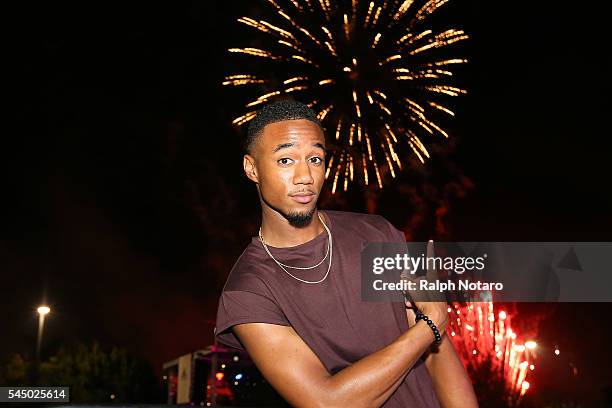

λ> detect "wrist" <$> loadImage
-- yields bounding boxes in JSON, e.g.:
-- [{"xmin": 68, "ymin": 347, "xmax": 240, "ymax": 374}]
[
  {"xmin": 422, "ymin": 308, "xmax": 444, "ymax": 326},
  {"xmin": 415, "ymin": 310, "xmax": 442, "ymax": 344},
  {"xmin": 406, "ymin": 319, "xmax": 439, "ymax": 352}
]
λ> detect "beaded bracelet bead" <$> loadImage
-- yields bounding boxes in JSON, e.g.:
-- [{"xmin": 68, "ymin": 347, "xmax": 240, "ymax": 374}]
[{"xmin": 415, "ymin": 310, "xmax": 442, "ymax": 344}]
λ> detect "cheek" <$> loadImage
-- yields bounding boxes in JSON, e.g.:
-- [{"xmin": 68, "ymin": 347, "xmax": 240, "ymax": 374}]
[
  {"xmin": 315, "ymin": 164, "xmax": 326, "ymax": 179},
  {"xmin": 259, "ymin": 164, "xmax": 292, "ymax": 194},
  {"xmin": 312, "ymin": 165, "xmax": 325, "ymax": 183}
]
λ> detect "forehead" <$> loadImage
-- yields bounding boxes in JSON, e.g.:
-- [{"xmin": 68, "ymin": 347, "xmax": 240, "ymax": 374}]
[{"xmin": 259, "ymin": 119, "xmax": 325, "ymax": 148}]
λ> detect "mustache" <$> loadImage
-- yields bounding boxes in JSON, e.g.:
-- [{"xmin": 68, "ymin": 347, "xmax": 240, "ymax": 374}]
[{"xmin": 289, "ymin": 190, "xmax": 315, "ymax": 196}]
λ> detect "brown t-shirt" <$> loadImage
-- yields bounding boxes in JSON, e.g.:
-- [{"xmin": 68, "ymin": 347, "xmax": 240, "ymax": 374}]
[{"xmin": 214, "ymin": 210, "xmax": 440, "ymax": 407}]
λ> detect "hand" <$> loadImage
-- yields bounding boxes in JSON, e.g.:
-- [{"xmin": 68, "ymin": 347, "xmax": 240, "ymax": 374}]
[
  {"xmin": 404, "ymin": 240, "xmax": 448, "ymax": 337},
  {"xmin": 408, "ymin": 301, "xmax": 449, "ymax": 335}
]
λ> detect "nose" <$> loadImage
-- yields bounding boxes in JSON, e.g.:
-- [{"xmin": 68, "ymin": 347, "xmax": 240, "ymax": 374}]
[{"xmin": 293, "ymin": 159, "xmax": 314, "ymax": 185}]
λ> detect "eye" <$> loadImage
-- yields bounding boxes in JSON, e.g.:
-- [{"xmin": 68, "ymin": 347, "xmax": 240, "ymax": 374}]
[
  {"xmin": 278, "ymin": 158, "xmax": 293, "ymax": 165},
  {"xmin": 310, "ymin": 156, "xmax": 323, "ymax": 165}
]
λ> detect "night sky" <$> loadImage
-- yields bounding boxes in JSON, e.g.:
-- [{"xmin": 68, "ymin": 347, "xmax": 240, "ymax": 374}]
[{"xmin": 3, "ymin": 0, "xmax": 611, "ymax": 405}]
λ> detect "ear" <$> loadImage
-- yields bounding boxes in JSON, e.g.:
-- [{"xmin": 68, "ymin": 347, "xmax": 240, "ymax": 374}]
[{"xmin": 243, "ymin": 154, "xmax": 259, "ymax": 183}]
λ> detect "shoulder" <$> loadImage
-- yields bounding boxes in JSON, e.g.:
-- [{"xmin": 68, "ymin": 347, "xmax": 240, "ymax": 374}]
[
  {"xmin": 325, "ymin": 209, "xmax": 390, "ymax": 229},
  {"xmin": 325, "ymin": 210, "xmax": 404, "ymax": 241},
  {"xmin": 221, "ymin": 242, "xmax": 277, "ymax": 294}
]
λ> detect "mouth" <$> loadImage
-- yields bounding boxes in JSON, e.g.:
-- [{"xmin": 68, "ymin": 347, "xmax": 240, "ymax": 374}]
[{"xmin": 289, "ymin": 192, "xmax": 316, "ymax": 204}]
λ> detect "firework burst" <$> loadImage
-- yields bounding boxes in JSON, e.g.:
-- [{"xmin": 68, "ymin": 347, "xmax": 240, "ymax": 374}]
[
  {"xmin": 448, "ymin": 302, "xmax": 537, "ymax": 407},
  {"xmin": 224, "ymin": 0, "xmax": 468, "ymax": 192}
]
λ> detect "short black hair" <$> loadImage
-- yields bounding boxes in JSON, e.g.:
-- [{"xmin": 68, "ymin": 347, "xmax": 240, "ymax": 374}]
[{"xmin": 245, "ymin": 100, "xmax": 323, "ymax": 153}]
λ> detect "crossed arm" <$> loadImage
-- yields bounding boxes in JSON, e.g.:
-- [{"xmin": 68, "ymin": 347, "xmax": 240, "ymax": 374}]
[
  {"xmin": 233, "ymin": 306, "xmax": 477, "ymax": 408},
  {"xmin": 422, "ymin": 335, "xmax": 478, "ymax": 407},
  {"xmin": 406, "ymin": 307, "xmax": 479, "ymax": 408}
]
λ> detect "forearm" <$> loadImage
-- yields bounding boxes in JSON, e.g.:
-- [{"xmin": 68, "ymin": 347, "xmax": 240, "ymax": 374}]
[
  {"xmin": 322, "ymin": 319, "xmax": 436, "ymax": 408},
  {"xmin": 423, "ymin": 336, "xmax": 478, "ymax": 408}
]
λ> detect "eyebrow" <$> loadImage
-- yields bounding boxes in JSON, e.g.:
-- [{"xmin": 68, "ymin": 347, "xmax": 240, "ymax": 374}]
[{"xmin": 272, "ymin": 142, "xmax": 326, "ymax": 153}]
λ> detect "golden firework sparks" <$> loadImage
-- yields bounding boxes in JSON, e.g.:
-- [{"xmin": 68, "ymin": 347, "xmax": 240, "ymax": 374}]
[
  {"xmin": 393, "ymin": 0, "xmax": 415, "ymax": 21},
  {"xmin": 429, "ymin": 101, "xmax": 455, "ymax": 116},
  {"xmin": 361, "ymin": 153, "xmax": 369, "ymax": 185},
  {"xmin": 317, "ymin": 104, "xmax": 334, "ymax": 121},
  {"xmin": 225, "ymin": 0, "xmax": 468, "ymax": 192},
  {"xmin": 222, "ymin": 75, "xmax": 266, "ymax": 86}
]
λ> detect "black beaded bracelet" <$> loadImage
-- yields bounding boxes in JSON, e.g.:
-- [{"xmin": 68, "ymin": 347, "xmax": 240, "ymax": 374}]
[{"xmin": 415, "ymin": 310, "xmax": 442, "ymax": 344}]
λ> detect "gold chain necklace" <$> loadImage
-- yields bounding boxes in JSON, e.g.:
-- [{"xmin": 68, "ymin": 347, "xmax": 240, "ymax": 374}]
[{"xmin": 259, "ymin": 212, "xmax": 333, "ymax": 284}]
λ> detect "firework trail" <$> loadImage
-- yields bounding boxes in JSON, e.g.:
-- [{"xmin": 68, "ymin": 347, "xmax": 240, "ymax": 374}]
[
  {"xmin": 448, "ymin": 302, "xmax": 536, "ymax": 406},
  {"xmin": 224, "ymin": 0, "xmax": 468, "ymax": 192}
]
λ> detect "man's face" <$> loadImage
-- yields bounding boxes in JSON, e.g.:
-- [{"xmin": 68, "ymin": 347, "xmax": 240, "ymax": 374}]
[{"xmin": 244, "ymin": 119, "xmax": 326, "ymax": 227}]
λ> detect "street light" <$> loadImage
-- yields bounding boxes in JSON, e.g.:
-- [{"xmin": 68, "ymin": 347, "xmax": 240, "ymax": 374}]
[{"xmin": 36, "ymin": 305, "xmax": 51, "ymax": 361}]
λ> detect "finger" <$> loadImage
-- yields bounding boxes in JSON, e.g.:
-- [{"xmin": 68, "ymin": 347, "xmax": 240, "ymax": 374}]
[
  {"xmin": 426, "ymin": 239, "xmax": 437, "ymax": 279},
  {"xmin": 425, "ymin": 240, "xmax": 447, "ymax": 302}
]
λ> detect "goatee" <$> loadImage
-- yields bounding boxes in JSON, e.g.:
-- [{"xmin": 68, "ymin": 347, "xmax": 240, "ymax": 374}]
[{"xmin": 285, "ymin": 208, "xmax": 316, "ymax": 227}]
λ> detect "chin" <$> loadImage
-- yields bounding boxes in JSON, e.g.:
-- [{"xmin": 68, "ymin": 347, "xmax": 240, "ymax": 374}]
[
  {"xmin": 287, "ymin": 206, "xmax": 315, "ymax": 217},
  {"xmin": 285, "ymin": 205, "xmax": 317, "ymax": 227}
]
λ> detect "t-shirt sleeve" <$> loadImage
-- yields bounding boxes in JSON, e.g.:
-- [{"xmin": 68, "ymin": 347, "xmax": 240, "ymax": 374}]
[
  {"xmin": 387, "ymin": 222, "xmax": 407, "ymax": 243},
  {"xmin": 377, "ymin": 216, "xmax": 414, "ymax": 280},
  {"xmin": 214, "ymin": 276, "xmax": 290, "ymax": 350},
  {"xmin": 375, "ymin": 214, "xmax": 407, "ymax": 243}
]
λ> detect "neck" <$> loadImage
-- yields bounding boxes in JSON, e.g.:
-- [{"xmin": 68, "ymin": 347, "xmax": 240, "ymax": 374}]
[{"xmin": 259, "ymin": 205, "xmax": 325, "ymax": 248}]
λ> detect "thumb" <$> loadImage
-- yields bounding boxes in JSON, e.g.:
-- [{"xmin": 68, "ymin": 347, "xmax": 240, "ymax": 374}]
[{"xmin": 426, "ymin": 239, "xmax": 438, "ymax": 281}]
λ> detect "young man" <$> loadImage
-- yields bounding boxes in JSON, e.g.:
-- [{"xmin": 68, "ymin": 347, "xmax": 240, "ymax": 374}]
[{"xmin": 215, "ymin": 100, "xmax": 478, "ymax": 407}]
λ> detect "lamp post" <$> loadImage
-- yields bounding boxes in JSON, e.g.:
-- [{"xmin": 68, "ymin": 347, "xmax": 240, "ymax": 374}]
[{"xmin": 36, "ymin": 305, "xmax": 50, "ymax": 361}]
